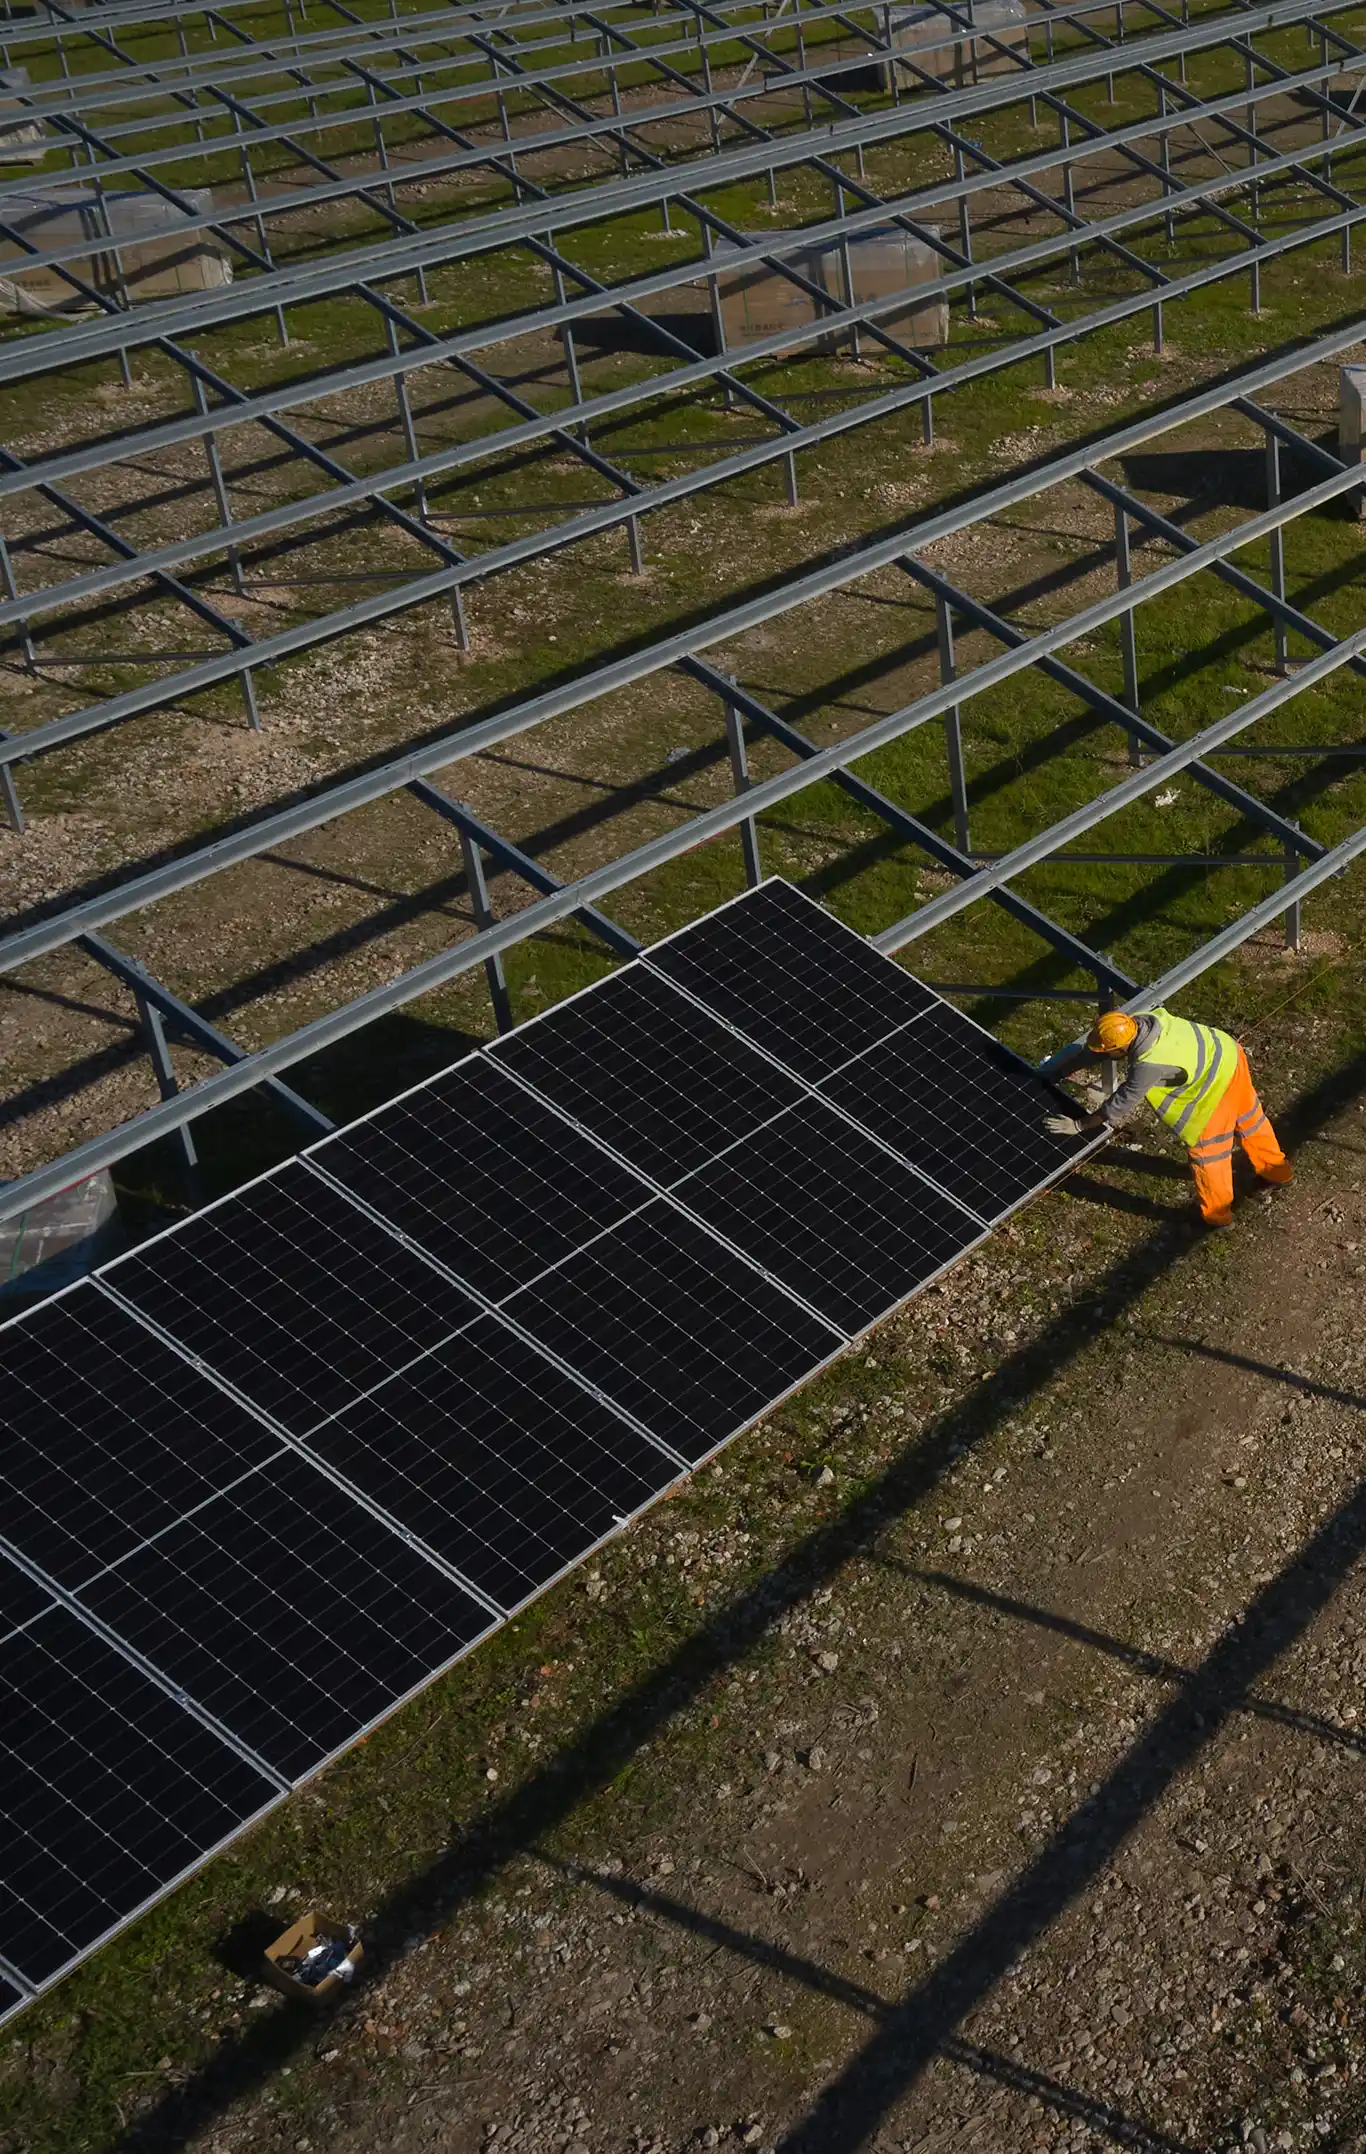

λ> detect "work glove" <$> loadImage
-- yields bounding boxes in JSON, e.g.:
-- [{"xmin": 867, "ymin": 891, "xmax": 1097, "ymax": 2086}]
[{"xmin": 1043, "ymin": 1111, "xmax": 1086, "ymax": 1138}]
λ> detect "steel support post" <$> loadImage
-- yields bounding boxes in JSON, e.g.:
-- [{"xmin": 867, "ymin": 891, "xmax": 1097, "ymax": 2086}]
[
  {"xmin": 936, "ymin": 592, "xmax": 971, "ymax": 855},
  {"xmin": 1266, "ymin": 433, "xmax": 1289, "ymax": 674},
  {"xmin": 133, "ymin": 988, "xmax": 200, "ymax": 1184},
  {"xmin": 723, "ymin": 678, "xmax": 763, "ymax": 888},
  {"xmin": 1113, "ymin": 498, "xmax": 1143, "ymax": 763},
  {"xmin": 1284, "ymin": 819, "xmax": 1303, "ymax": 950},
  {"xmin": 457, "ymin": 825, "xmax": 514, "ymax": 1033}
]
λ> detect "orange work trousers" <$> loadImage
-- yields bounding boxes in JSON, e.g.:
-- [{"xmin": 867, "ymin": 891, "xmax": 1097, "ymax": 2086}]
[{"xmin": 1185, "ymin": 1045, "xmax": 1286, "ymax": 1223}]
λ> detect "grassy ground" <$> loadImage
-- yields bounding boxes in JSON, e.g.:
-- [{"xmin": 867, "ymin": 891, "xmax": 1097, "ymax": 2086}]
[{"xmin": 7, "ymin": 16, "xmax": 1366, "ymax": 2148}]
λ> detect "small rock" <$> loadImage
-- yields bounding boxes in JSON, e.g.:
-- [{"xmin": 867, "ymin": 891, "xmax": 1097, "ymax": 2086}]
[
  {"xmin": 767, "ymin": 2024, "xmax": 792, "ymax": 2040},
  {"xmin": 815, "ymin": 1465, "xmax": 835, "ymax": 1488},
  {"xmin": 805, "ymin": 1746, "xmax": 827, "ymax": 1772},
  {"xmin": 692, "ymin": 2011, "xmax": 713, "ymax": 2032},
  {"xmin": 944, "ymin": 1516, "xmax": 963, "ymax": 1532},
  {"xmin": 814, "ymin": 1650, "xmax": 840, "ymax": 1674},
  {"xmin": 764, "ymin": 1751, "xmax": 781, "ymax": 1773},
  {"xmin": 485, "ymin": 1767, "xmax": 499, "ymax": 1782}
]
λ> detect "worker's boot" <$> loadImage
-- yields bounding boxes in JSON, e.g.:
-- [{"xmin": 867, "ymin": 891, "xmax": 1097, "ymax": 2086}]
[
  {"xmin": 1258, "ymin": 1161, "xmax": 1293, "ymax": 1186},
  {"xmin": 1203, "ymin": 1208, "xmax": 1235, "ymax": 1231}
]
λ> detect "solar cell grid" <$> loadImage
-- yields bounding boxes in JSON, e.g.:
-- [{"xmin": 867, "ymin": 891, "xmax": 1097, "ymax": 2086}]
[
  {"xmin": 0, "ymin": 1561, "xmax": 60, "ymax": 1645},
  {"xmin": 819, "ymin": 1005, "xmax": 1091, "ymax": 1220},
  {"xmin": 0, "ymin": 1602, "xmax": 277, "ymax": 1983},
  {"xmin": 307, "ymin": 1316, "xmax": 682, "ymax": 1611},
  {"xmin": 0, "ymin": 875, "xmax": 1096, "ymax": 2016},
  {"xmin": 75, "ymin": 1453, "xmax": 494, "ymax": 1783},
  {"xmin": 106, "ymin": 1163, "xmax": 477, "ymax": 1437},
  {"xmin": 675, "ymin": 1099, "xmax": 982, "ymax": 1336},
  {"xmin": 310, "ymin": 1056, "xmax": 650, "ymax": 1301},
  {"xmin": 647, "ymin": 879, "xmax": 937, "ymax": 1083},
  {"xmin": 0, "ymin": 1285, "xmax": 284, "ymax": 1590},
  {"xmin": 504, "ymin": 1200, "xmax": 839, "ymax": 1464},
  {"xmin": 490, "ymin": 965, "xmax": 805, "ymax": 1183}
]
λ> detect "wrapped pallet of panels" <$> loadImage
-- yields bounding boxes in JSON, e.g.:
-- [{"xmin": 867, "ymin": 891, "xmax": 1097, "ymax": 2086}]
[
  {"xmin": 885, "ymin": 0, "xmax": 1029, "ymax": 88},
  {"xmin": 0, "ymin": 69, "xmax": 48, "ymax": 166},
  {"xmin": 0, "ymin": 186, "xmax": 231, "ymax": 314},
  {"xmin": 709, "ymin": 227, "xmax": 947, "ymax": 354}
]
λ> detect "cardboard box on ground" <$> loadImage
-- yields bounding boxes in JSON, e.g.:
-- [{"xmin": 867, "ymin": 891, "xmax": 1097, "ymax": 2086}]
[{"xmin": 263, "ymin": 1915, "xmax": 365, "ymax": 2002}]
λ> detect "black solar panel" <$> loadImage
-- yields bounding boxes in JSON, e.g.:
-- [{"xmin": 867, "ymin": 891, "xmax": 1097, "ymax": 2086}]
[
  {"xmin": 310, "ymin": 1055, "xmax": 651, "ymax": 1301},
  {"xmin": 647, "ymin": 880, "xmax": 937, "ymax": 1083},
  {"xmin": 0, "ymin": 1561, "xmax": 58, "ymax": 1643},
  {"xmin": 490, "ymin": 965, "xmax": 805, "ymax": 1183},
  {"xmin": 0, "ymin": 877, "xmax": 1093, "ymax": 2017},
  {"xmin": 0, "ymin": 1596, "xmax": 277, "ymax": 1984},
  {"xmin": 106, "ymin": 1164, "xmax": 476, "ymax": 1437},
  {"xmin": 504, "ymin": 1200, "xmax": 839, "ymax": 1464},
  {"xmin": 0, "ymin": 1285, "xmax": 284, "ymax": 1590},
  {"xmin": 0, "ymin": 1970, "xmax": 22, "ymax": 2022},
  {"xmin": 675, "ymin": 1098, "xmax": 983, "ymax": 1335},
  {"xmin": 819, "ymin": 1004, "xmax": 1092, "ymax": 1220},
  {"xmin": 75, "ymin": 1454, "xmax": 493, "ymax": 1783},
  {"xmin": 305, "ymin": 1317, "xmax": 681, "ymax": 1611}
]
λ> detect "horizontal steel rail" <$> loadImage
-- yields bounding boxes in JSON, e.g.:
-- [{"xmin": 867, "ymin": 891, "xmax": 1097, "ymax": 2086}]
[
  {"xmin": 3, "ymin": 57, "xmax": 1363, "ymax": 662},
  {"xmin": 3, "ymin": 317, "xmax": 1364, "ymax": 1221},
  {"xmin": 4, "ymin": 32, "xmax": 1358, "ymax": 507},
  {"xmin": 6, "ymin": 311, "xmax": 1362, "ymax": 964},
  {"xmin": 8, "ymin": 160, "xmax": 1366, "ymax": 779},
  {"xmin": 1, "ymin": 0, "xmax": 1350, "ymax": 383}
]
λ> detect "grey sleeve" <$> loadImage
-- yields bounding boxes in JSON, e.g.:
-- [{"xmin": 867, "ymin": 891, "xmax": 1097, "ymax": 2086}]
[{"xmin": 1099, "ymin": 1057, "xmax": 1187, "ymax": 1129}]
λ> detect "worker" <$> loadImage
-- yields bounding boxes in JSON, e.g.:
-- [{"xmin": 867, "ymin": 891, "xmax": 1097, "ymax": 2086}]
[{"xmin": 1043, "ymin": 1007, "xmax": 1292, "ymax": 1229}]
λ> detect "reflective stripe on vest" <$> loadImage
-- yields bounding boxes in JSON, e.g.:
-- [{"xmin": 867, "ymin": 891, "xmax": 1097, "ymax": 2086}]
[{"xmin": 1143, "ymin": 1008, "xmax": 1237, "ymax": 1143}]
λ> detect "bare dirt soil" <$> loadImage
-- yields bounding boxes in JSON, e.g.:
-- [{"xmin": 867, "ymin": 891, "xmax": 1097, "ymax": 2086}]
[{"xmin": 96, "ymin": 1030, "xmax": 1366, "ymax": 2154}]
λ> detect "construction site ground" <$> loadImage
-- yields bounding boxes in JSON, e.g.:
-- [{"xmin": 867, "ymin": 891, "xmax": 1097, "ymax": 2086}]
[
  {"xmin": 10, "ymin": 40, "xmax": 1366, "ymax": 2154},
  {"xmin": 7, "ymin": 1010, "xmax": 1366, "ymax": 2154}
]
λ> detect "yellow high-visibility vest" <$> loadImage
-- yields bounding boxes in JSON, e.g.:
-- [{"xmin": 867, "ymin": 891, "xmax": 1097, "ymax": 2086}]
[{"xmin": 1143, "ymin": 1007, "xmax": 1237, "ymax": 1143}]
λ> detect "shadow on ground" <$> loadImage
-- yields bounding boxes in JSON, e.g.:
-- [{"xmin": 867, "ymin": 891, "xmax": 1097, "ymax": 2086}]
[{"xmin": 93, "ymin": 1041, "xmax": 1366, "ymax": 2154}]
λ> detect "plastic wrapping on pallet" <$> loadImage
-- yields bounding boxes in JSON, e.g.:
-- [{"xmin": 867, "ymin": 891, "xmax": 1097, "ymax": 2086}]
[
  {"xmin": 0, "ymin": 69, "xmax": 48, "ymax": 167},
  {"xmin": 0, "ymin": 185, "xmax": 231, "ymax": 313},
  {"xmin": 707, "ymin": 225, "xmax": 947, "ymax": 354},
  {"xmin": 885, "ymin": 0, "xmax": 1030, "ymax": 86},
  {"xmin": 0, "ymin": 1170, "xmax": 122, "ymax": 1298}
]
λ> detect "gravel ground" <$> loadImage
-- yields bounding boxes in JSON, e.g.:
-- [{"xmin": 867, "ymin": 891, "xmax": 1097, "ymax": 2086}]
[{"xmin": 98, "ymin": 1038, "xmax": 1366, "ymax": 2154}]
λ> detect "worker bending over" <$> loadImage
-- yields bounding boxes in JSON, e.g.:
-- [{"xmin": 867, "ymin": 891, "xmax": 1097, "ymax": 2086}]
[{"xmin": 1044, "ymin": 1007, "xmax": 1292, "ymax": 1229}]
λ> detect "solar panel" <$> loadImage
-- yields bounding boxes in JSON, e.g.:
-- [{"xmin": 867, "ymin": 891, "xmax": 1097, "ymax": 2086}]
[
  {"xmin": 75, "ymin": 1453, "xmax": 494, "ymax": 1783},
  {"xmin": 647, "ymin": 879, "xmax": 938, "ymax": 1083},
  {"xmin": 0, "ymin": 1560, "xmax": 60, "ymax": 1642},
  {"xmin": 0, "ymin": 875, "xmax": 1095, "ymax": 2017},
  {"xmin": 0, "ymin": 1971, "xmax": 23, "ymax": 2022},
  {"xmin": 489, "ymin": 965, "xmax": 805, "ymax": 1183},
  {"xmin": 0, "ymin": 1284, "xmax": 284, "ymax": 1590},
  {"xmin": 304, "ymin": 1316, "xmax": 682, "ymax": 1611},
  {"xmin": 818, "ymin": 1004, "xmax": 1092, "ymax": 1220},
  {"xmin": 309, "ymin": 1056, "xmax": 651, "ymax": 1302},
  {"xmin": 674, "ymin": 1097, "xmax": 983, "ymax": 1335},
  {"xmin": 106, "ymin": 1163, "xmax": 476, "ymax": 1437},
  {"xmin": 503, "ymin": 1200, "xmax": 840, "ymax": 1464},
  {"xmin": 0, "ymin": 1588, "xmax": 277, "ymax": 1985}
]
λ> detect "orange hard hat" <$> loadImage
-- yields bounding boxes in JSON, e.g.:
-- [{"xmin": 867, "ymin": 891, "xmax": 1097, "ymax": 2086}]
[{"xmin": 1087, "ymin": 1010, "xmax": 1138, "ymax": 1055}]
